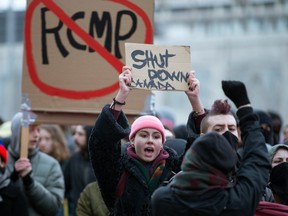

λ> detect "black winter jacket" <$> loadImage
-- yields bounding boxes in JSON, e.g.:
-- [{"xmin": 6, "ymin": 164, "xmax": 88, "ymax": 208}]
[
  {"xmin": 0, "ymin": 180, "xmax": 29, "ymax": 216},
  {"xmin": 89, "ymin": 105, "xmax": 183, "ymax": 216}
]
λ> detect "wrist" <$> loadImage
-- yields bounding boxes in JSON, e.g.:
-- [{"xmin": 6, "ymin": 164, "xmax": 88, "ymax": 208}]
[
  {"xmin": 110, "ymin": 97, "xmax": 126, "ymax": 111},
  {"xmin": 236, "ymin": 106, "xmax": 253, "ymax": 120},
  {"xmin": 192, "ymin": 108, "xmax": 204, "ymax": 118},
  {"xmin": 237, "ymin": 104, "xmax": 251, "ymax": 110},
  {"xmin": 22, "ymin": 171, "xmax": 33, "ymax": 187}
]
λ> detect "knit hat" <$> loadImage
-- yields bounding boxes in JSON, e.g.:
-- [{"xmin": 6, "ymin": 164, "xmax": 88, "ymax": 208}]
[
  {"xmin": 170, "ymin": 132, "xmax": 237, "ymax": 192},
  {"xmin": 129, "ymin": 115, "xmax": 166, "ymax": 143},
  {"xmin": 0, "ymin": 140, "xmax": 8, "ymax": 164},
  {"xmin": 192, "ymin": 132, "xmax": 238, "ymax": 174},
  {"xmin": 269, "ymin": 144, "xmax": 288, "ymax": 162}
]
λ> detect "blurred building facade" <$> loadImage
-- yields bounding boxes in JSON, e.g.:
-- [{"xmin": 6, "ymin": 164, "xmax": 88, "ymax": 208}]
[
  {"xmin": 154, "ymin": 0, "xmax": 288, "ymax": 125},
  {"xmin": 0, "ymin": 0, "xmax": 288, "ymax": 129}
]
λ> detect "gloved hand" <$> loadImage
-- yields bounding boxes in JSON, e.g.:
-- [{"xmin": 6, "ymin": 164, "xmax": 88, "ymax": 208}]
[{"xmin": 222, "ymin": 81, "xmax": 250, "ymax": 108}]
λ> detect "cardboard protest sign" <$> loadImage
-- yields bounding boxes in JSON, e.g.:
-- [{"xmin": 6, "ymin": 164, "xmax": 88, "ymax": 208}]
[
  {"xmin": 22, "ymin": 0, "xmax": 154, "ymax": 125},
  {"xmin": 125, "ymin": 43, "xmax": 191, "ymax": 91}
]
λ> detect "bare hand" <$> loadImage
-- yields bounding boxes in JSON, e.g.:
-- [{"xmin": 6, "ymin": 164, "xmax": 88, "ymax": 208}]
[
  {"xmin": 14, "ymin": 158, "xmax": 32, "ymax": 177},
  {"xmin": 185, "ymin": 71, "xmax": 204, "ymax": 113},
  {"xmin": 119, "ymin": 66, "xmax": 133, "ymax": 95},
  {"xmin": 112, "ymin": 66, "xmax": 133, "ymax": 110},
  {"xmin": 185, "ymin": 71, "xmax": 200, "ymax": 99}
]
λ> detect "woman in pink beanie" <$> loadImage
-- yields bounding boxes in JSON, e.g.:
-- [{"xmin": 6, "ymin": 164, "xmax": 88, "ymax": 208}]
[{"xmin": 88, "ymin": 66, "xmax": 200, "ymax": 216}]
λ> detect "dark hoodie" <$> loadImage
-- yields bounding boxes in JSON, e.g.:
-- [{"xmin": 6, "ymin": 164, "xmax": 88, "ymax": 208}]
[
  {"xmin": 64, "ymin": 125, "xmax": 96, "ymax": 216},
  {"xmin": 152, "ymin": 107, "xmax": 271, "ymax": 216}
]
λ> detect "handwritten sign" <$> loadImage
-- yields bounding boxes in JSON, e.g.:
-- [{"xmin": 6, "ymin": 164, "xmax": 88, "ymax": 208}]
[
  {"xmin": 125, "ymin": 43, "xmax": 191, "ymax": 91},
  {"xmin": 22, "ymin": 0, "xmax": 154, "ymax": 124}
]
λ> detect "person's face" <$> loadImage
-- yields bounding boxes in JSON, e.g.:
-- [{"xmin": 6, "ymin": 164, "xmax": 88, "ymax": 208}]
[
  {"xmin": 38, "ymin": 128, "xmax": 53, "ymax": 154},
  {"xmin": 29, "ymin": 124, "xmax": 40, "ymax": 149},
  {"xmin": 73, "ymin": 125, "xmax": 86, "ymax": 149},
  {"xmin": 283, "ymin": 128, "xmax": 288, "ymax": 142},
  {"xmin": 272, "ymin": 148, "xmax": 288, "ymax": 168},
  {"xmin": 206, "ymin": 114, "xmax": 239, "ymax": 139},
  {"xmin": 131, "ymin": 128, "xmax": 163, "ymax": 162}
]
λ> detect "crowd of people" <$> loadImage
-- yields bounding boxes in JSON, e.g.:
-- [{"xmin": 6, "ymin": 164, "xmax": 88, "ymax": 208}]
[{"xmin": 1, "ymin": 66, "xmax": 288, "ymax": 215}]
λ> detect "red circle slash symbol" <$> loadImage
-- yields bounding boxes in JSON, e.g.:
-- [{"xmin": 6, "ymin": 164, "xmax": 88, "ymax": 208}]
[{"xmin": 25, "ymin": 0, "xmax": 153, "ymax": 99}]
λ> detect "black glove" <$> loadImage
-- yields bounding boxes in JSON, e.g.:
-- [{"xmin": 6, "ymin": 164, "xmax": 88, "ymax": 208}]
[
  {"xmin": 222, "ymin": 81, "xmax": 250, "ymax": 108},
  {"xmin": 22, "ymin": 171, "xmax": 34, "ymax": 187}
]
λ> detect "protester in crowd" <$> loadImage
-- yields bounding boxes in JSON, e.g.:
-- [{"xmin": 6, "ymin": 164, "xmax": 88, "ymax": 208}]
[
  {"xmin": 64, "ymin": 125, "xmax": 96, "ymax": 216},
  {"xmin": 255, "ymin": 142, "xmax": 288, "ymax": 215},
  {"xmin": 253, "ymin": 142, "xmax": 288, "ymax": 215},
  {"xmin": 39, "ymin": 124, "xmax": 71, "ymax": 216},
  {"xmin": 164, "ymin": 138, "xmax": 186, "ymax": 156},
  {"xmin": 76, "ymin": 181, "xmax": 109, "ymax": 216},
  {"xmin": 255, "ymin": 110, "xmax": 274, "ymax": 147},
  {"xmin": 151, "ymin": 80, "xmax": 271, "ymax": 215},
  {"xmin": 184, "ymin": 72, "xmax": 276, "ymax": 202},
  {"xmin": 164, "ymin": 126, "xmax": 175, "ymax": 139},
  {"xmin": 172, "ymin": 124, "xmax": 188, "ymax": 140},
  {"xmin": 39, "ymin": 124, "xmax": 70, "ymax": 168},
  {"xmin": 268, "ymin": 111, "xmax": 283, "ymax": 145},
  {"xmin": 269, "ymin": 162, "xmax": 288, "ymax": 206},
  {"xmin": 185, "ymin": 78, "xmax": 240, "ymax": 156},
  {"xmin": 282, "ymin": 125, "xmax": 288, "ymax": 144},
  {"xmin": 88, "ymin": 66, "xmax": 203, "ymax": 215},
  {"xmin": 6, "ymin": 112, "xmax": 65, "ymax": 216},
  {"xmin": 0, "ymin": 140, "xmax": 29, "ymax": 216},
  {"xmin": 268, "ymin": 143, "xmax": 288, "ymax": 204},
  {"xmin": 269, "ymin": 143, "xmax": 288, "ymax": 168},
  {"xmin": 252, "ymin": 143, "xmax": 288, "ymax": 213},
  {"xmin": 60, "ymin": 125, "xmax": 77, "ymax": 154}
]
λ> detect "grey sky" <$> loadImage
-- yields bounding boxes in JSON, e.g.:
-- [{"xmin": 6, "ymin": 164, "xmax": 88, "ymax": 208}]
[{"xmin": 0, "ymin": 0, "xmax": 26, "ymax": 11}]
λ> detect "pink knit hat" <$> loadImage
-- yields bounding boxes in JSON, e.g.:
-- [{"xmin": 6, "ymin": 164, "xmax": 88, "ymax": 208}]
[{"xmin": 129, "ymin": 115, "xmax": 166, "ymax": 143}]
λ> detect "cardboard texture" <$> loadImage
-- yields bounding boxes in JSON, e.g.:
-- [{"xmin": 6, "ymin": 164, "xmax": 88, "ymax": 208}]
[
  {"xmin": 20, "ymin": 127, "xmax": 29, "ymax": 158},
  {"xmin": 125, "ymin": 43, "xmax": 191, "ymax": 91},
  {"xmin": 22, "ymin": 0, "xmax": 154, "ymax": 125}
]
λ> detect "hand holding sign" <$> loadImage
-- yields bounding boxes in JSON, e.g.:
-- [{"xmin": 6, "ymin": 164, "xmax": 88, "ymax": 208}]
[
  {"xmin": 120, "ymin": 66, "xmax": 133, "ymax": 94},
  {"xmin": 125, "ymin": 43, "xmax": 192, "ymax": 91},
  {"xmin": 185, "ymin": 71, "xmax": 204, "ymax": 115},
  {"xmin": 112, "ymin": 66, "xmax": 133, "ymax": 111}
]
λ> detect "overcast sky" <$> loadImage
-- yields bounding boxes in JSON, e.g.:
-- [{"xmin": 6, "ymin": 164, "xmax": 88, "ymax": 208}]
[{"xmin": 0, "ymin": 0, "xmax": 26, "ymax": 11}]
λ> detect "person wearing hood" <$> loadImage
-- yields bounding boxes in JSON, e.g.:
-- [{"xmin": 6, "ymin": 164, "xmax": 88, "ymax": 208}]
[
  {"xmin": 255, "ymin": 110, "xmax": 274, "ymax": 146},
  {"xmin": 63, "ymin": 125, "xmax": 96, "ymax": 216},
  {"xmin": 268, "ymin": 144, "xmax": 288, "ymax": 205},
  {"xmin": 5, "ymin": 112, "xmax": 65, "ymax": 216},
  {"xmin": 0, "ymin": 140, "xmax": 29, "ymax": 216},
  {"xmin": 253, "ymin": 144, "xmax": 288, "ymax": 215},
  {"xmin": 151, "ymin": 81, "xmax": 271, "ymax": 216}
]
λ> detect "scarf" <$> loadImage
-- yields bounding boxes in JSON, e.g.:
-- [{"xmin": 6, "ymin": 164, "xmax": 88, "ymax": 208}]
[
  {"xmin": 115, "ymin": 146, "xmax": 169, "ymax": 199},
  {"xmin": 170, "ymin": 149, "xmax": 231, "ymax": 192},
  {"xmin": 127, "ymin": 146, "xmax": 169, "ymax": 194}
]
